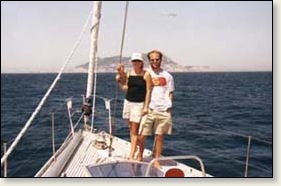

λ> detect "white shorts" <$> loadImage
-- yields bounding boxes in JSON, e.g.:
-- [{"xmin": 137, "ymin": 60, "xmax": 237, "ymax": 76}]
[{"xmin": 122, "ymin": 99, "xmax": 144, "ymax": 123}]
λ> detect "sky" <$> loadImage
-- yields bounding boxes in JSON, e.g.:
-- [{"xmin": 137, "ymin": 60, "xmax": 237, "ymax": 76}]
[{"xmin": 1, "ymin": 1, "xmax": 272, "ymax": 73}]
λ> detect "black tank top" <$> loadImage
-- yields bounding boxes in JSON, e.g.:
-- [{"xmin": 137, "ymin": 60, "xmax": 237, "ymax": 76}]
[{"xmin": 125, "ymin": 74, "xmax": 146, "ymax": 103}]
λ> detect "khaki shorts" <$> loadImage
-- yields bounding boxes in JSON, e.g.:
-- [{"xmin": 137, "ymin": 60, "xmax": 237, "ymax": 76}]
[
  {"xmin": 122, "ymin": 99, "xmax": 144, "ymax": 123},
  {"xmin": 139, "ymin": 109, "xmax": 172, "ymax": 135}
]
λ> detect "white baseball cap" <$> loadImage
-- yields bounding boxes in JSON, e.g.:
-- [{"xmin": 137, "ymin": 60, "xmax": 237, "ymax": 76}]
[{"xmin": 130, "ymin": 53, "xmax": 144, "ymax": 62}]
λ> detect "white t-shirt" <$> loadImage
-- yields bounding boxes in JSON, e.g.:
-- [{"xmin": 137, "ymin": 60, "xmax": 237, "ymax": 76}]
[{"xmin": 148, "ymin": 69, "xmax": 174, "ymax": 111}]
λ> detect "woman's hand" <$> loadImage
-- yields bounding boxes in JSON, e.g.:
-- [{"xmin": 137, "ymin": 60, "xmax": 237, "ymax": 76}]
[
  {"xmin": 116, "ymin": 64, "xmax": 126, "ymax": 83},
  {"xmin": 142, "ymin": 107, "xmax": 148, "ymax": 116},
  {"xmin": 117, "ymin": 64, "xmax": 125, "ymax": 73},
  {"xmin": 115, "ymin": 74, "xmax": 121, "ymax": 82}
]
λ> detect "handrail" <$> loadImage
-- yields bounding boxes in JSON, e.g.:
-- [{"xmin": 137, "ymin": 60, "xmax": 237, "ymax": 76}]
[
  {"xmin": 3, "ymin": 143, "xmax": 7, "ymax": 177},
  {"xmin": 244, "ymin": 135, "xmax": 252, "ymax": 177},
  {"xmin": 145, "ymin": 155, "xmax": 207, "ymax": 177}
]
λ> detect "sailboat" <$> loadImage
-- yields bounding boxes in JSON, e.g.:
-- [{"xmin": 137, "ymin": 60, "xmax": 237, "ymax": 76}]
[{"xmin": 1, "ymin": 1, "xmax": 211, "ymax": 177}]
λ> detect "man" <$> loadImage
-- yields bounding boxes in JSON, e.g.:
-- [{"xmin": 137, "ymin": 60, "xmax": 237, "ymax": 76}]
[{"xmin": 138, "ymin": 50, "xmax": 174, "ymax": 168}]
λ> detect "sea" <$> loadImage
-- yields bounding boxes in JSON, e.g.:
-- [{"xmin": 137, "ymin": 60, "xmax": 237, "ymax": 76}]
[{"xmin": 1, "ymin": 72, "xmax": 272, "ymax": 177}]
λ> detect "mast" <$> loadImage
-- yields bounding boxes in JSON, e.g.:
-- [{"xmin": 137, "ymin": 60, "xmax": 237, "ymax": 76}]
[{"xmin": 84, "ymin": 1, "xmax": 102, "ymax": 128}]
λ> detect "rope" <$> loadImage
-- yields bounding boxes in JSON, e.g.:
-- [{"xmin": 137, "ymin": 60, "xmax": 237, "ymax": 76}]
[
  {"xmin": 112, "ymin": 1, "xmax": 129, "ymax": 136},
  {"xmin": 119, "ymin": 1, "xmax": 129, "ymax": 64},
  {"xmin": 1, "ymin": 10, "xmax": 93, "ymax": 166}
]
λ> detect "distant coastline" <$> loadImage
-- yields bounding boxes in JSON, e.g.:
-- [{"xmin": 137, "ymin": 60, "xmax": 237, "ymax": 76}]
[
  {"xmin": 1, "ymin": 54, "xmax": 273, "ymax": 74},
  {"xmin": 72, "ymin": 55, "xmax": 210, "ymax": 73}
]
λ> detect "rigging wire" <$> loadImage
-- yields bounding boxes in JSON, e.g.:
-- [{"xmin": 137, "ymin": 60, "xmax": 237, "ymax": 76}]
[
  {"xmin": 119, "ymin": 1, "xmax": 129, "ymax": 64},
  {"xmin": 1, "ymin": 9, "xmax": 93, "ymax": 166},
  {"xmin": 112, "ymin": 1, "xmax": 130, "ymax": 135}
]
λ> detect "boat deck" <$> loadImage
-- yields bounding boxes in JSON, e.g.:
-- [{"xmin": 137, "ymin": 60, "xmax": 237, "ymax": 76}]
[
  {"xmin": 62, "ymin": 131, "xmax": 148, "ymax": 177},
  {"xmin": 36, "ymin": 130, "xmax": 210, "ymax": 177}
]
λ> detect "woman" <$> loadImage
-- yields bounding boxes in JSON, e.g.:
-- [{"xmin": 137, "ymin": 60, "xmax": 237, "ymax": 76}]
[{"xmin": 116, "ymin": 53, "xmax": 152, "ymax": 161}]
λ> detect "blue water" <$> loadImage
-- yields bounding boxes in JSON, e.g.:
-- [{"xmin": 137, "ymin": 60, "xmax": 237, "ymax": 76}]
[{"xmin": 1, "ymin": 72, "xmax": 272, "ymax": 177}]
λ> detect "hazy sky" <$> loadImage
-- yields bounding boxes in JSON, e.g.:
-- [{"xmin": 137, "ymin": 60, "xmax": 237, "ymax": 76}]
[{"xmin": 1, "ymin": 1, "xmax": 272, "ymax": 73}]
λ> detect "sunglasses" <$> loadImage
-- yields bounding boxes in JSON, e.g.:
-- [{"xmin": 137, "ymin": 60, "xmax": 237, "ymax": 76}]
[{"xmin": 150, "ymin": 58, "xmax": 161, "ymax": 62}]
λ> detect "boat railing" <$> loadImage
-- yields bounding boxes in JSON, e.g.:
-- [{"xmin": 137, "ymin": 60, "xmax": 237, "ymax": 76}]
[
  {"xmin": 145, "ymin": 155, "xmax": 206, "ymax": 177},
  {"xmin": 35, "ymin": 131, "xmax": 83, "ymax": 177}
]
